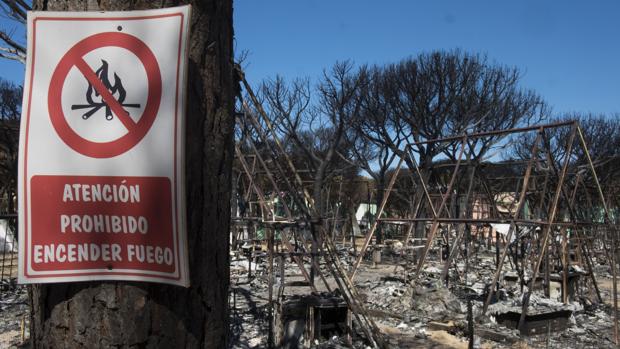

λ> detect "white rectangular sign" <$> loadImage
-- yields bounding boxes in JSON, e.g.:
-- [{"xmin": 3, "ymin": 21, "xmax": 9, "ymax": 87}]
[{"xmin": 18, "ymin": 6, "xmax": 191, "ymax": 286}]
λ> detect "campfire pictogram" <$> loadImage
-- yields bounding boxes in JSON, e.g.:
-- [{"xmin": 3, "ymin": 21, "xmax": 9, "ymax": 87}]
[{"xmin": 71, "ymin": 60, "xmax": 140, "ymax": 120}]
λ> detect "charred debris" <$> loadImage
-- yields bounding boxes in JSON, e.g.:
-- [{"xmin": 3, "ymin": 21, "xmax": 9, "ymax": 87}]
[{"xmin": 228, "ymin": 67, "xmax": 620, "ymax": 349}]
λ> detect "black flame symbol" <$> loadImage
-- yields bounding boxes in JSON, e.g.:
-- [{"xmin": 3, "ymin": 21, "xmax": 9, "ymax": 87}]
[{"xmin": 71, "ymin": 60, "xmax": 140, "ymax": 120}]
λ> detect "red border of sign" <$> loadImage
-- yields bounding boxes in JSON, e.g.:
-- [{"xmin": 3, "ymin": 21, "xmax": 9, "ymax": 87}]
[
  {"xmin": 23, "ymin": 12, "xmax": 186, "ymax": 281},
  {"xmin": 48, "ymin": 31, "xmax": 162, "ymax": 158}
]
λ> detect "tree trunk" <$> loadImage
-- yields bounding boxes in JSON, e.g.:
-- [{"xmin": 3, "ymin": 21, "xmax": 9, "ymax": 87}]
[
  {"xmin": 310, "ymin": 159, "xmax": 329, "ymax": 286},
  {"xmin": 374, "ymin": 177, "xmax": 385, "ymax": 244},
  {"xmin": 414, "ymin": 166, "xmax": 432, "ymax": 240},
  {"xmin": 29, "ymin": 1, "xmax": 235, "ymax": 348}
]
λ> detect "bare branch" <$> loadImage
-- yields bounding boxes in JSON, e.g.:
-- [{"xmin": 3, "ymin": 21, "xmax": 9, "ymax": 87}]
[
  {"xmin": 0, "ymin": 45, "xmax": 25, "ymax": 63},
  {"xmin": 0, "ymin": 30, "xmax": 25, "ymax": 54},
  {"xmin": 1, "ymin": 0, "xmax": 29, "ymax": 22}
]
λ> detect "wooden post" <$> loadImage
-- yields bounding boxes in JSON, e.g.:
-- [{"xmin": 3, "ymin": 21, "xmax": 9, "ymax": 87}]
[
  {"xmin": 612, "ymin": 230, "xmax": 619, "ymax": 345},
  {"xmin": 310, "ymin": 222, "xmax": 317, "ymax": 287},
  {"xmin": 278, "ymin": 255, "xmax": 285, "ymax": 299},
  {"xmin": 495, "ymin": 229, "xmax": 500, "ymax": 268},
  {"xmin": 467, "ymin": 298, "xmax": 474, "ymax": 349},
  {"xmin": 249, "ymin": 241, "xmax": 254, "ymax": 280},
  {"xmin": 561, "ymin": 227, "xmax": 569, "ymax": 304},
  {"xmin": 544, "ymin": 242, "xmax": 550, "ymax": 298},
  {"xmin": 307, "ymin": 306, "xmax": 315, "ymax": 347},
  {"xmin": 346, "ymin": 309, "xmax": 353, "ymax": 346},
  {"xmin": 268, "ymin": 229, "xmax": 275, "ymax": 348}
]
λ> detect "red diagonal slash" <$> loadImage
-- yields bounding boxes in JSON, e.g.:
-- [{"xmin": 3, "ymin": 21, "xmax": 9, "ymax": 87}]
[
  {"xmin": 74, "ymin": 58, "xmax": 136, "ymax": 131},
  {"xmin": 48, "ymin": 31, "xmax": 162, "ymax": 158}
]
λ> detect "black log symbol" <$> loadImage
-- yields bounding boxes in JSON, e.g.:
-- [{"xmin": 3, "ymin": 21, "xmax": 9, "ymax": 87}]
[{"xmin": 71, "ymin": 60, "xmax": 140, "ymax": 120}]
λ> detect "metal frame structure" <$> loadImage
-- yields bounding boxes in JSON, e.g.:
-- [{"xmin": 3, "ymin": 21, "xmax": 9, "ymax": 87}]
[{"xmin": 231, "ymin": 67, "xmax": 619, "ymax": 346}]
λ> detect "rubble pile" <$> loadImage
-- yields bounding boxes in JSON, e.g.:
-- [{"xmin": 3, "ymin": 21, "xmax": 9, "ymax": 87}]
[
  {"xmin": 0, "ymin": 284, "xmax": 28, "ymax": 349},
  {"xmin": 358, "ymin": 277, "xmax": 412, "ymax": 315},
  {"xmin": 226, "ymin": 246, "xmax": 619, "ymax": 348},
  {"xmin": 0, "ymin": 248, "xmax": 616, "ymax": 348}
]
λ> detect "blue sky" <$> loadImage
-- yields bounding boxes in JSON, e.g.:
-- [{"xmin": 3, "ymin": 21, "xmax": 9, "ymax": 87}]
[
  {"xmin": 0, "ymin": 14, "xmax": 24, "ymax": 84},
  {"xmin": 1, "ymin": 1, "xmax": 618, "ymax": 117},
  {"xmin": 234, "ymin": 0, "xmax": 620, "ymax": 116}
]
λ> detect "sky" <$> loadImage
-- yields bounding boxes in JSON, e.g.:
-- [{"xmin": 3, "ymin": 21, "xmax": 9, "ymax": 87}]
[
  {"xmin": 0, "ymin": 1, "xmax": 618, "ymax": 117},
  {"xmin": 234, "ymin": 0, "xmax": 620, "ymax": 117}
]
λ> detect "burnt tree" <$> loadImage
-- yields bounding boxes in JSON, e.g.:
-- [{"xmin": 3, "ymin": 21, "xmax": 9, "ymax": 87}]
[
  {"xmin": 350, "ymin": 66, "xmax": 401, "ymax": 243},
  {"xmin": 260, "ymin": 61, "xmax": 367, "ymax": 283},
  {"xmin": 261, "ymin": 61, "xmax": 367, "ymax": 218},
  {"xmin": 0, "ymin": 79, "xmax": 21, "ymax": 213},
  {"xmin": 29, "ymin": 1, "xmax": 235, "ymax": 348}
]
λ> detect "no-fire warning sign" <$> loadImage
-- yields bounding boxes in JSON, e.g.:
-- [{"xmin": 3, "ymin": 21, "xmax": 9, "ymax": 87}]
[{"xmin": 18, "ymin": 6, "xmax": 191, "ymax": 286}]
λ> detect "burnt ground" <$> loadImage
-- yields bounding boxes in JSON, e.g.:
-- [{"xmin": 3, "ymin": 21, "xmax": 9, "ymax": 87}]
[
  {"xmin": 0, "ymin": 247, "xmax": 617, "ymax": 348},
  {"xmin": 228, "ymin": 243, "xmax": 618, "ymax": 349},
  {"xmin": 0, "ymin": 282, "xmax": 28, "ymax": 349}
]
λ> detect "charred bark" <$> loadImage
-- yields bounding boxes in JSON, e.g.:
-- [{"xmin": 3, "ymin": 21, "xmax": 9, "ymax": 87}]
[{"xmin": 29, "ymin": 1, "xmax": 235, "ymax": 348}]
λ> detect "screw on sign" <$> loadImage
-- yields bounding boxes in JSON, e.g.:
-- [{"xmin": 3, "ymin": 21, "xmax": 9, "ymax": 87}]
[{"xmin": 48, "ymin": 32, "xmax": 162, "ymax": 159}]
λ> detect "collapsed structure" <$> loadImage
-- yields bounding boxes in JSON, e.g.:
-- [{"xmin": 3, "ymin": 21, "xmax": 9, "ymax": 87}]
[{"xmin": 229, "ymin": 70, "xmax": 620, "ymax": 348}]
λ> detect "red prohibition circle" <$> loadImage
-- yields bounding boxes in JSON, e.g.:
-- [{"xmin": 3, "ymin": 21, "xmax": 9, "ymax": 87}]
[{"xmin": 48, "ymin": 32, "xmax": 162, "ymax": 158}]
